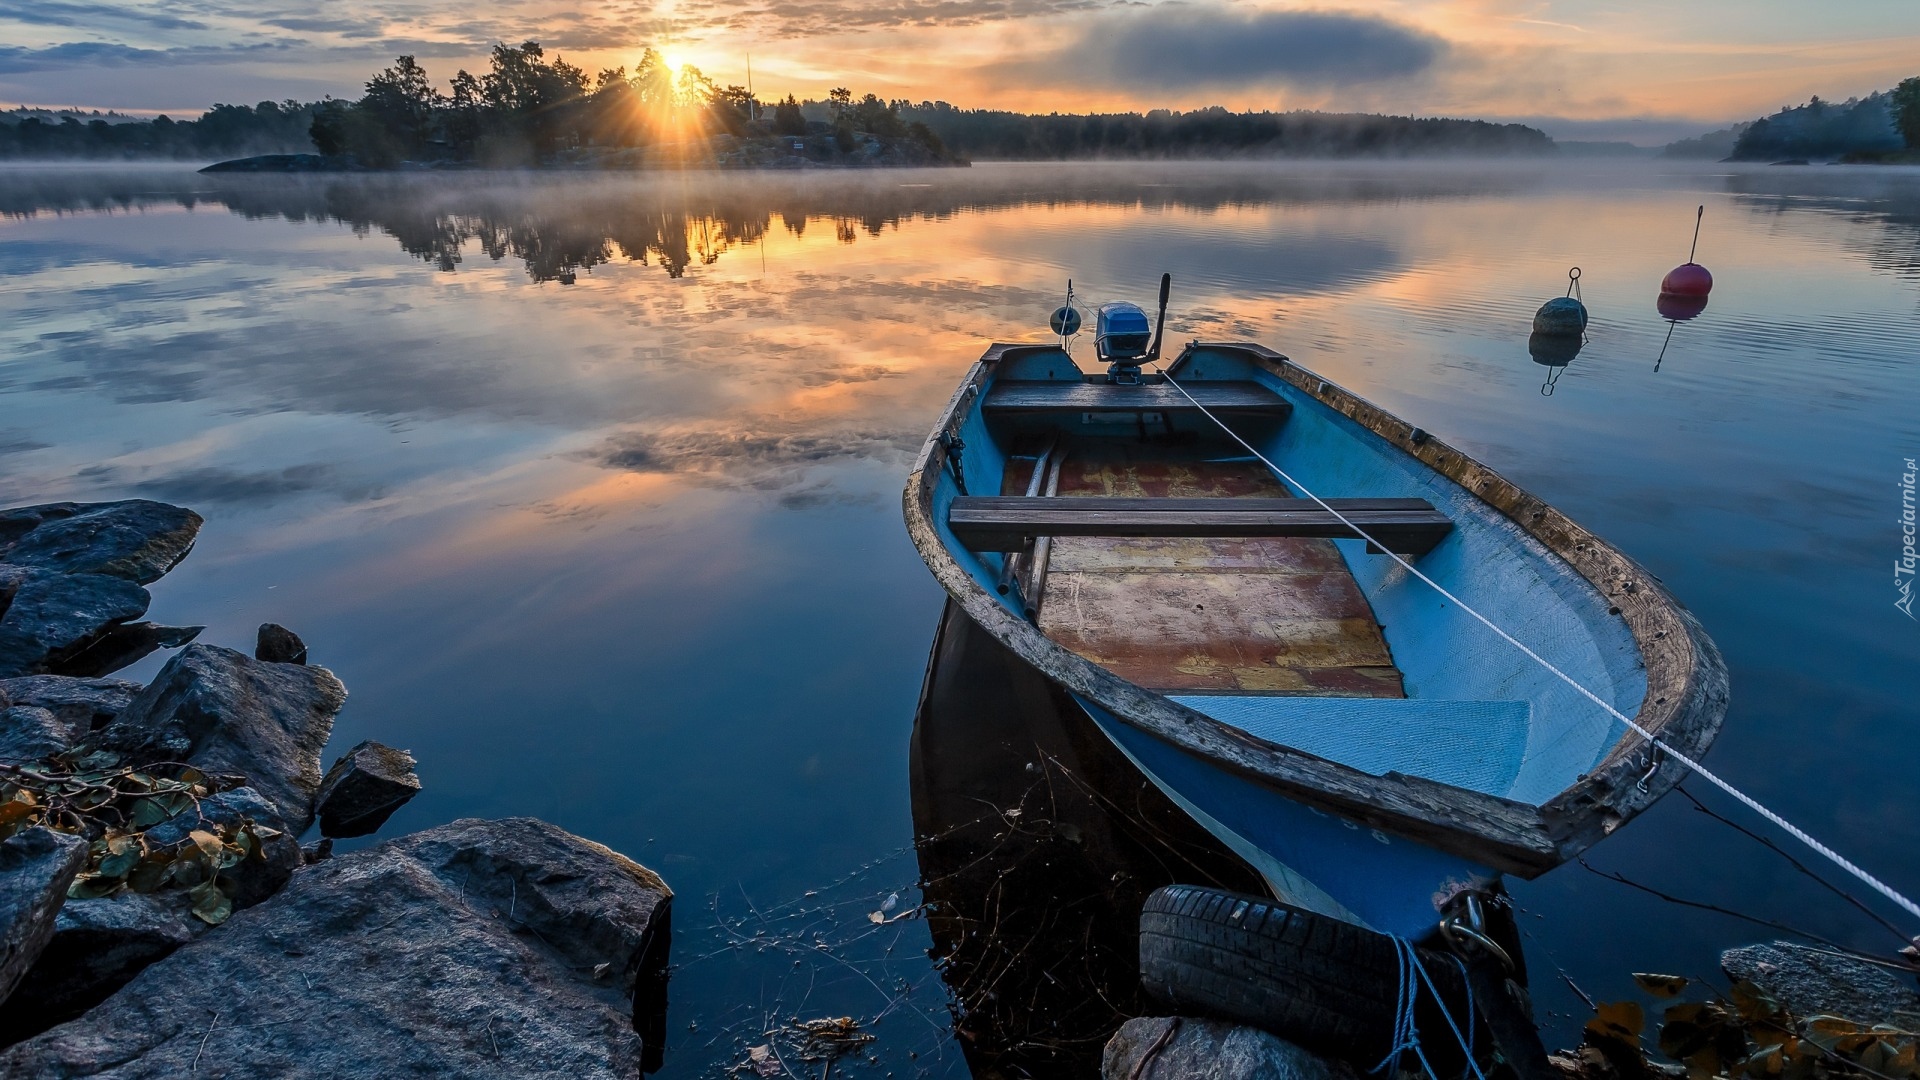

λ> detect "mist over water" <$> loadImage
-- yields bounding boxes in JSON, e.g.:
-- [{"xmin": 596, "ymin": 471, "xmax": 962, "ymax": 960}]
[{"xmin": 3, "ymin": 160, "xmax": 1918, "ymax": 1074}]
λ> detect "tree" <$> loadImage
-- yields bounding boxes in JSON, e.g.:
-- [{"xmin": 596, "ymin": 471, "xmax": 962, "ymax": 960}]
[
  {"xmin": 772, "ymin": 95, "xmax": 806, "ymax": 136},
  {"xmin": 712, "ymin": 85, "xmax": 755, "ymax": 132},
  {"xmin": 853, "ymin": 93, "xmax": 904, "ymax": 137},
  {"xmin": 827, "ymin": 87, "xmax": 855, "ymax": 151},
  {"xmin": 1894, "ymin": 77, "xmax": 1920, "ymax": 149},
  {"xmin": 361, "ymin": 55, "xmax": 441, "ymax": 157},
  {"xmin": 308, "ymin": 99, "xmax": 351, "ymax": 156}
]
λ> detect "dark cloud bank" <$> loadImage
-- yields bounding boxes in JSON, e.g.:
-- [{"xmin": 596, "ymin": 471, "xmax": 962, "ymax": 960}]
[{"xmin": 996, "ymin": 7, "xmax": 1445, "ymax": 91}]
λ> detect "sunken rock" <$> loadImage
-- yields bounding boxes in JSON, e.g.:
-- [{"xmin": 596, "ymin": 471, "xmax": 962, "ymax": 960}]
[
  {"xmin": 0, "ymin": 676, "xmax": 140, "ymax": 734},
  {"xmin": 0, "ymin": 567, "xmax": 149, "ymax": 679},
  {"xmin": 93, "ymin": 644, "xmax": 347, "ymax": 834},
  {"xmin": 0, "ymin": 501, "xmax": 202, "ymax": 585},
  {"xmin": 0, "ymin": 707, "xmax": 78, "ymax": 763},
  {"xmin": 0, "ymin": 828, "xmax": 88, "ymax": 1007},
  {"xmin": 0, "ymin": 817, "xmax": 673, "ymax": 1078},
  {"xmin": 1103, "ymin": 1017, "xmax": 1355, "ymax": 1080},
  {"xmin": 314, "ymin": 741, "xmax": 420, "ymax": 838},
  {"xmin": 1721, "ymin": 941, "xmax": 1920, "ymax": 1023},
  {"xmin": 0, "ymin": 892, "xmax": 199, "ymax": 1045},
  {"xmin": 254, "ymin": 622, "xmax": 307, "ymax": 665}
]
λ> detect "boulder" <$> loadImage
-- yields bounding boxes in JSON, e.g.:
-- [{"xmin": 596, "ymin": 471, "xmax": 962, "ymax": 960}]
[
  {"xmin": 0, "ymin": 707, "xmax": 78, "ymax": 763},
  {"xmin": 141, "ymin": 787, "xmax": 302, "ymax": 909},
  {"xmin": 255, "ymin": 623, "xmax": 307, "ymax": 665},
  {"xmin": 314, "ymin": 741, "xmax": 420, "ymax": 838},
  {"xmin": 0, "ymin": 892, "xmax": 199, "ymax": 1046},
  {"xmin": 0, "ymin": 676, "xmax": 140, "ymax": 735},
  {"xmin": 0, "ymin": 817, "xmax": 673, "ymax": 1078},
  {"xmin": 92, "ymin": 645, "xmax": 346, "ymax": 834},
  {"xmin": 45, "ymin": 622, "xmax": 202, "ymax": 681},
  {"xmin": 0, "ymin": 828, "xmax": 88, "ymax": 1007},
  {"xmin": 1103, "ymin": 1017, "xmax": 1355, "ymax": 1080},
  {"xmin": 0, "ymin": 502, "xmax": 201, "ymax": 585},
  {"xmin": 0, "ymin": 567, "xmax": 150, "ymax": 679},
  {"xmin": 1721, "ymin": 941, "xmax": 1920, "ymax": 1022}
]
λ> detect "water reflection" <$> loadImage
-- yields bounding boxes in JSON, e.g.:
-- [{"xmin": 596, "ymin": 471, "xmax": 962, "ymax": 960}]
[
  {"xmin": 3, "ymin": 162, "xmax": 1919, "ymax": 1073},
  {"xmin": 0, "ymin": 165, "xmax": 1537, "ymax": 285},
  {"xmin": 1527, "ymin": 332, "xmax": 1585, "ymax": 395},
  {"xmin": 911, "ymin": 600, "xmax": 1262, "ymax": 1078}
]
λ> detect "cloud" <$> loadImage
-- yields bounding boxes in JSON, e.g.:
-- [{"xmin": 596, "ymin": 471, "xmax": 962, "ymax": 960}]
[
  {"xmin": 125, "ymin": 463, "xmax": 386, "ymax": 505},
  {"xmin": 590, "ymin": 426, "xmax": 920, "ymax": 490},
  {"xmin": 673, "ymin": 0, "xmax": 1113, "ymax": 37},
  {"xmin": 0, "ymin": 41, "xmax": 299, "ymax": 73},
  {"xmin": 0, "ymin": 1, "xmax": 207, "ymax": 30},
  {"xmin": 991, "ymin": 7, "xmax": 1447, "ymax": 92}
]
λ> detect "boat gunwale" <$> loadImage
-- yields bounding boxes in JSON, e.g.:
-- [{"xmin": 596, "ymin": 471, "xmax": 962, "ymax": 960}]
[{"xmin": 903, "ymin": 341, "xmax": 1728, "ymax": 877}]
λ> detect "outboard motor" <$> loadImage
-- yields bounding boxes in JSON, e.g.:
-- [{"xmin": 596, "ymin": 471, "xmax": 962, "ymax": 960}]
[
  {"xmin": 1096, "ymin": 302, "xmax": 1153, "ymax": 381},
  {"xmin": 1095, "ymin": 273, "xmax": 1173, "ymax": 383}
]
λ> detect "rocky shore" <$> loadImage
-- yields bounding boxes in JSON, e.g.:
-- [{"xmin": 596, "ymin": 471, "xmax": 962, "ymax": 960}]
[{"xmin": 0, "ymin": 500, "xmax": 671, "ymax": 1077}]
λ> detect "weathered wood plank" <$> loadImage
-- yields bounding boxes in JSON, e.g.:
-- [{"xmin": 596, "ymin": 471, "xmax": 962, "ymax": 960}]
[
  {"xmin": 984, "ymin": 380, "xmax": 1291, "ymax": 415},
  {"xmin": 949, "ymin": 496, "xmax": 1452, "ymax": 554}
]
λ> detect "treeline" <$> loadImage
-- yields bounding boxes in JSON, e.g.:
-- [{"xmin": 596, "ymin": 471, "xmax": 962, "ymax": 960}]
[
  {"xmin": 887, "ymin": 103, "xmax": 1556, "ymax": 159},
  {"xmin": 0, "ymin": 46, "xmax": 1560, "ymax": 164},
  {"xmin": 0, "ymin": 103, "xmax": 317, "ymax": 160},
  {"xmin": 0, "ymin": 46, "xmax": 950, "ymax": 166},
  {"xmin": 1666, "ymin": 78, "xmax": 1920, "ymax": 161},
  {"xmin": 308, "ymin": 46, "xmax": 951, "ymax": 166}
]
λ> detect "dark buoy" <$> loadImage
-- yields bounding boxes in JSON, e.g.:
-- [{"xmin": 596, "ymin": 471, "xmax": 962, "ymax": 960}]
[
  {"xmin": 1533, "ymin": 267, "xmax": 1588, "ymax": 336},
  {"xmin": 1660, "ymin": 205, "xmax": 1713, "ymax": 297}
]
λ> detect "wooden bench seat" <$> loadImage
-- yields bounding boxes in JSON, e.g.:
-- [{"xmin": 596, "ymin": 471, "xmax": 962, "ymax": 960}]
[
  {"xmin": 948, "ymin": 496, "xmax": 1452, "ymax": 555},
  {"xmin": 982, "ymin": 380, "xmax": 1291, "ymax": 417}
]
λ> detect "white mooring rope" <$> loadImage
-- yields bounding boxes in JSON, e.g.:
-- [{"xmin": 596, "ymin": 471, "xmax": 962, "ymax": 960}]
[{"xmin": 1154, "ymin": 364, "xmax": 1920, "ymax": 926}]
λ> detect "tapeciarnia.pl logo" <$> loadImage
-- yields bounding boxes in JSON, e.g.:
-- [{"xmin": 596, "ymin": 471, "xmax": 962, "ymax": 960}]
[{"xmin": 1900, "ymin": 457, "xmax": 1917, "ymax": 620}]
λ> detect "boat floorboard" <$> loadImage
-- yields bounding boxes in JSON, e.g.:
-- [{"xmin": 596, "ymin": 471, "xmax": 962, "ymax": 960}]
[{"xmin": 1008, "ymin": 444, "xmax": 1405, "ymax": 696}]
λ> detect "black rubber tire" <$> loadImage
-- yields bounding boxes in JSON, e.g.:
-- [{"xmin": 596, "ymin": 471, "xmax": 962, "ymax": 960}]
[{"xmin": 1139, "ymin": 884, "xmax": 1491, "ymax": 1077}]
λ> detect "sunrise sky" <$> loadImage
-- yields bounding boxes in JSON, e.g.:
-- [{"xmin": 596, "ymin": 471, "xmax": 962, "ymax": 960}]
[{"xmin": 3, "ymin": 0, "xmax": 1918, "ymax": 143}]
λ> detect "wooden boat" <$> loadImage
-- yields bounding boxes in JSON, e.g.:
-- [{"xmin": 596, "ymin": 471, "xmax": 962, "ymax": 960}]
[{"xmin": 902, "ymin": 291, "xmax": 1728, "ymax": 941}]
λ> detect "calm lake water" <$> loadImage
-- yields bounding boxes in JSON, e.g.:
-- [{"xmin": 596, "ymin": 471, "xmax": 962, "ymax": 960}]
[{"xmin": 3, "ymin": 160, "xmax": 1918, "ymax": 1075}]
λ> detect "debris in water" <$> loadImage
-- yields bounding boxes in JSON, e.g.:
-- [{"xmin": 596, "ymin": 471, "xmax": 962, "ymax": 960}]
[
  {"xmin": 793, "ymin": 1016, "xmax": 876, "ymax": 1060},
  {"xmin": 742, "ymin": 1043, "xmax": 785, "ymax": 1077}
]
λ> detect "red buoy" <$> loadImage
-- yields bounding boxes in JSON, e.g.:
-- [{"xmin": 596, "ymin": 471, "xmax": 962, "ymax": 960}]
[
  {"xmin": 1660, "ymin": 205, "xmax": 1713, "ymax": 297},
  {"xmin": 1660, "ymin": 262, "xmax": 1713, "ymax": 298}
]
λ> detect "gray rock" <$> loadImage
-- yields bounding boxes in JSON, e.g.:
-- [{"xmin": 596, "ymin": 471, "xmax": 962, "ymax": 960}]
[
  {"xmin": 0, "ymin": 892, "xmax": 199, "ymax": 1045},
  {"xmin": 142, "ymin": 787, "xmax": 301, "ymax": 909},
  {"xmin": 0, "ymin": 676, "xmax": 140, "ymax": 734},
  {"xmin": 1721, "ymin": 941, "xmax": 1920, "ymax": 1023},
  {"xmin": 93, "ymin": 645, "xmax": 346, "ymax": 834},
  {"xmin": 254, "ymin": 623, "xmax": 306, "ymax": 665},
  {"xmin": 0, "ymin": 707, "xmax": 79, "ymax": 763},
  {"xmin": 314, "ymin": 741, "xmax": 420, "ymax": 838},
  {"xmin": 0, "ymin": 828, "xmax": 88, "ymax": 1008},
  {"xmin": 1103, "ymin": 1017, "xmax": 1355, "ymax": 1080},
  {"xmin": 0, "ymin": 502, "xmax": 201, "ymax": 585},
  {"xmin": 0, "ymin": 567, "xmax": 150, "ymax": 679},
  {"xmin": 0, "ymin": 817, "xmax": 673, "ymax": 1078},
  {"xmin": 46, "ymin": 623, "xmax": 202, "ymax": 682}
]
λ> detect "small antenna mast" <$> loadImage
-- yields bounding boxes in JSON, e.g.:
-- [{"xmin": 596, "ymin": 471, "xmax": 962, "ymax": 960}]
[{"xmin": 1688, "ymin": 205, "xmax": 1704, "ymax": 264}]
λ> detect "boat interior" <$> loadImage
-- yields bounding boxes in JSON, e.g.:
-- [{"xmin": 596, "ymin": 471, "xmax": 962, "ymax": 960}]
[{"xmin": 932, "ymin": 344, "xmax": 1650, "ymax": 807}]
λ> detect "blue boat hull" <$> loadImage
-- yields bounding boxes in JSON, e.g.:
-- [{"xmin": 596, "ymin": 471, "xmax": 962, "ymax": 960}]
[{"xmin": 1077, "ymin": 694, "xmax": 1496, "ymax": 939}]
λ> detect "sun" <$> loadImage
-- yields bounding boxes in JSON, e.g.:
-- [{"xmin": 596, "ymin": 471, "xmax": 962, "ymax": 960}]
[{"xmin": 660, "ymin": 49, "xmax": 686, "ymax": 76}]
